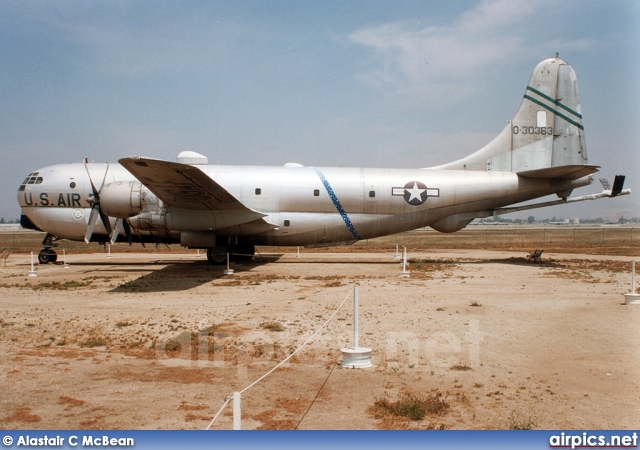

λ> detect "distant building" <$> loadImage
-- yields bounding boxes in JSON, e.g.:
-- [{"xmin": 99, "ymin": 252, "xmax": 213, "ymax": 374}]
[{"xmin": 0, "ymin": 224, "xmax": 22, "ymax": 231}]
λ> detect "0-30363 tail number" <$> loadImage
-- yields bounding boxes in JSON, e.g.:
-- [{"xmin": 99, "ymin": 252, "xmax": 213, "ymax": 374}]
[{"xmin": 512, "ymin": 125, "xmax": 553, "ymax": 135}]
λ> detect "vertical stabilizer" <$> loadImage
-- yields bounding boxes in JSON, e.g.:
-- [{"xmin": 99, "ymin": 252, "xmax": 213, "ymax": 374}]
[{"xmin": 430, "ymin": 57, "xmax": 590, "ymax": 174}]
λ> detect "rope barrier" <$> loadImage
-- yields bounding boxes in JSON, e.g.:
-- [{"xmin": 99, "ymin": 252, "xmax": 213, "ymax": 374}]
[
  {"xmin": 204, "ymin": 286, "xmax": 354, "ymax": 429},
  {"xmin": 239, "ymin": 287, "xmax": 352, "ymax": 394},
  {"xmin": 295, "ymin": 362, "xmax": 337, "ymax": 430},
  {"xmin": 204, "ymin": 395, "xmax": 232, "ymax": 431}
]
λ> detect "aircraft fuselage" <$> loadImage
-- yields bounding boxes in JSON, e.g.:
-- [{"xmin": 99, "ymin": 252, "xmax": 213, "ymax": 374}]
[{"xmin": 18, "ymin": 161, "xmax": 590, "ymax": 247}]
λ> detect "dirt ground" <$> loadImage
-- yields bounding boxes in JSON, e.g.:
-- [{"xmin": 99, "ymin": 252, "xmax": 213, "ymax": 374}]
[{"xmin": 0, "ymin": 248, "xmax": 638, "ymax": 430}]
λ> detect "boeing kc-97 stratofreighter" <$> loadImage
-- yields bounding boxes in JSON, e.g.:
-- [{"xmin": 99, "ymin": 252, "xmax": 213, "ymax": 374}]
[{"xmin": 18, "ymin": 56, "xmax": 630, "ymax": 265}]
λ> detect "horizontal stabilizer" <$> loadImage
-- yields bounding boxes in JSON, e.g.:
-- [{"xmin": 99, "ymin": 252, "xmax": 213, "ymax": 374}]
[{"xmin": 517, "ymin": 165, "xmax": 599, "ymax": 180}]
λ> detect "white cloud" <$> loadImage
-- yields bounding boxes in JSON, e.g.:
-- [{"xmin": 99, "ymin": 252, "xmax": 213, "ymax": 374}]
[{"xmin": 347, "ymin": 0, "xmax": 589, "ymax": 105}]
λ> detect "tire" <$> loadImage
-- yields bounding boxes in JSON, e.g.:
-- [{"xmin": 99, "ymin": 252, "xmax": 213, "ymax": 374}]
[
  {"xmin": 206, "ymin": 246, "xmax": 228, "ymax": 265},
  {"xmin": 38, "ymin": 250, "xmax": 57, "ymax": 264}
]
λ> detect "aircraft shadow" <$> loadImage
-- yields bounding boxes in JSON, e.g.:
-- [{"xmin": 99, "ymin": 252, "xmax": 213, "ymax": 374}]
[
  {"xmin": 476, "ymin": 257, "xmax": 562, "ymax": 267},
  {"xmin": 108, "ymin": 254, "xmax": 284, "ymax": 293}
]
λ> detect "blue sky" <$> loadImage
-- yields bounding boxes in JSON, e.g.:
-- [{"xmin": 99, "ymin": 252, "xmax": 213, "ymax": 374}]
[{"xmin": 1, "ymin": 0, "xmax": 638, "ymax": 221}]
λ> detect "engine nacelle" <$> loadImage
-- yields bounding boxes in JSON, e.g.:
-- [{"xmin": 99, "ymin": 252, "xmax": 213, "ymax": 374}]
[{"xmin": 101, "ymin": 181, "xmax": 159, "ymax": 218}]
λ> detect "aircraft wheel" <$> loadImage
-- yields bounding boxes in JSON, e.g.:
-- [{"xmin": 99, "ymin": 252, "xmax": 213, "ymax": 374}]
[
  {"xmin": 206, "ymin": 246, "xmax": 228, "ymax": 265},
  {"xmin": 38, "ymin": 249, "xmax": 57, "ymax": 264}
]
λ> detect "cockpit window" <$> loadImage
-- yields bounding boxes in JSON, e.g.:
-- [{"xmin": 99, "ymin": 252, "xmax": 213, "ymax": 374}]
[{"xmin": 19, "ymin": 172, "xmax": 43, "ymax": 191}]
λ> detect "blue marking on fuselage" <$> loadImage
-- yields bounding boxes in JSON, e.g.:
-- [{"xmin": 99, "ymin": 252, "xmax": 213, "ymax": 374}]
[{"xmin": 312, "ymin": 167, "xmax": 361, "ymax": 240}]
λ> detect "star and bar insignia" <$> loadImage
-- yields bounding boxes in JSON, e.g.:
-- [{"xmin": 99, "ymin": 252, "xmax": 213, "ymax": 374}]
[{"xmin": 392, "ymin": 181, "xmax": 439, "ymax": 206}]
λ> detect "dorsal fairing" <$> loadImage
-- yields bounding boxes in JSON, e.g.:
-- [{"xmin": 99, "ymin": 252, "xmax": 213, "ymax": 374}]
[{"xmin": 429, "ymin": 56, "xmax": 589, "ymax": 174}]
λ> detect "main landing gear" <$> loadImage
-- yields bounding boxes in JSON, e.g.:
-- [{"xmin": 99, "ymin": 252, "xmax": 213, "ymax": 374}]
[
  {"xmin": 206, "ymin": 246, "xmax": 227, "ymax": 265},
  {"xmin": 205, "ymin": 242, "xmax": 255, "ymax": 265},
  {"xmin": 38, "ymin": 233, "xmax": 58, "ymax": 264}
]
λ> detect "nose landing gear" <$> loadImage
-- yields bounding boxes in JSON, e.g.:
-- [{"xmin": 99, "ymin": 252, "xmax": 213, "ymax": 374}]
[{"xmin": 38, "ymin": 233, "xmax": 58, "ymax": 264}]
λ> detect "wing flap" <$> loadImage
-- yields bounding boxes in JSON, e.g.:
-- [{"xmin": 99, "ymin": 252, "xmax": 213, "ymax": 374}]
[{"xmin": 119, "ymin": 157, "xmax": 261, "ymax": 215}]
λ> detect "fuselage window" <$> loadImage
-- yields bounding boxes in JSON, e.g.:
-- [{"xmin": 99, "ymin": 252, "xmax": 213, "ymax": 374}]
[
  {"xmin": 255, "ymin": 188, "xmax": 261, "ymax": 195},
  {"xmin": 314, "ymin": 189, "xmax": 320, "ymax": 196},
  {"xmin": 284, "ymin": 220, "xmax": 290, "ymax": 227},
  {"xmin": 369, "ymin": 190, "xmax": 376, "ymax": 198}
]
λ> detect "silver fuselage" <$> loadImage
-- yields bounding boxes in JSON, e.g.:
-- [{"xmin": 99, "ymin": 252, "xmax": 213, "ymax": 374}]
[{"xmin": 18, "ymin": 162, "xmax": 590, "ymax": 247}]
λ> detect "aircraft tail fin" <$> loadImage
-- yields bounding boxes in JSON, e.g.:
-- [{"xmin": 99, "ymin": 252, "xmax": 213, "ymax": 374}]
[{"xmin": 431, "ymin": 56, "xmax": 591, "ymax": 175}]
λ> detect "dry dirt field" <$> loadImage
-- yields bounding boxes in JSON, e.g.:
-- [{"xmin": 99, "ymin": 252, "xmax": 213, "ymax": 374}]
[{"xmin": 0, "ymin": 230, "xmax": 639, "ymax": 430}]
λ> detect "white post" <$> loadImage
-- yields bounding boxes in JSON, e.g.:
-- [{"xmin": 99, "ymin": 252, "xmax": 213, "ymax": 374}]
[
  {"xmin": 624, "ymin": 260, "xmax": 640, "ymax": 305},
  {"xmin": 28, "ymin": 252, "xmax": 37, "ymax": 277},
  {"xmin": 223, "ymin": 253, "xmax": 234, "ymax": 275},
  {"xmin": 632, "ymin": 260, "xmax": 636, "ymax": 294},
  {"xmin": 107, "ymin": 244, "xmax": 112, "ymax": 258},
  {"xmin": 403, "ymin": 246, "xmax": 407, "ymax": 272},
  {"xmin": 233, "ymin": 392, "xmax": 241, "ymax": 430},
  {"xmin": 354, "ymin": 285, "xmax": 359, "ymax": 349},
  {"xmin": 394, "ymin": 243, "xmax": 400, "ymax": 260},
  {"xmin": 63, "ymin": 250, "xmax": 69, "ymax": 268},
  {"xmin": 297, "ymin": 246, "xmax": 300, "ymax": 258},
  {"xmin": 339, "ymin": 284, "xmax": 372, "ymax": 368},
  {"xmin": 399, "ymin": 246, "xmax": 409, "ymax": 277}
]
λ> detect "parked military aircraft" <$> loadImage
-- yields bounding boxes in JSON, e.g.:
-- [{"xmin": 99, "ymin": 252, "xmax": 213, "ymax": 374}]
[{"xmin": 18, "ymin": 56, "xmax": 630, "ymax": 264}]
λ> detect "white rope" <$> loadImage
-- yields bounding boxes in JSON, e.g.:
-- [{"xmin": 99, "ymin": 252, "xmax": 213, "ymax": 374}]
[
  {"xmin": 204, "ymin": 395, "xmax": 232, "ymax": 431},
  {"xmin": 239, "ymin": 287, "xmax": 353, "ymax": 394},
  {"xmin": 203, "ymin": 285, "xmax": 354, "ymax": 429}
]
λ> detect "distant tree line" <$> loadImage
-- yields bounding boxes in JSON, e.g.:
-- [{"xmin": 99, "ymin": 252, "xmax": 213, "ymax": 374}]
[
  {"xmin": 2, "ymin": 215, "xmax": 638, "ymax": 227},
  {"xmin": 482, "ymin": 216, "xmax": 640, "ymax": 225}
]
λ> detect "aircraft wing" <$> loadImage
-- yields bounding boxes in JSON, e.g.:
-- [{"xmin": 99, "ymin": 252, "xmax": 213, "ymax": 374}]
[{"xmin": 119, "ymin": 157, "xmax": 262, "ymax": 215}]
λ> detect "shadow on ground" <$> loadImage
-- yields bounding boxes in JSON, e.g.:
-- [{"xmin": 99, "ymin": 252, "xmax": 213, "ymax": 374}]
[{"xmin": 108, "ymin": 254, "xmax": 284, "ymax": 293}]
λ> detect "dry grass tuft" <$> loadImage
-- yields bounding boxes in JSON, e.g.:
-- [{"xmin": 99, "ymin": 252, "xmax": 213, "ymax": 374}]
[
  {"xmin": 371, "ymin": 392, "xmax": 449, "ymax": 421},
  {"xmin": 507, "ymin": 408, "xmax": 538, "ymax": 430},
  {"xmin": 260, "ymin": 321, "xmax": 285, "ymax": 332}
]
